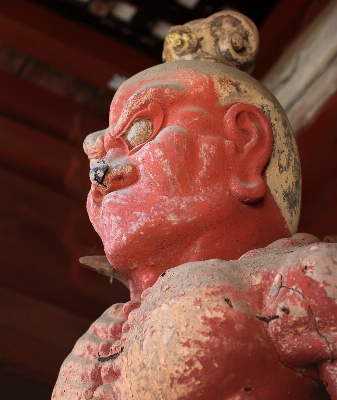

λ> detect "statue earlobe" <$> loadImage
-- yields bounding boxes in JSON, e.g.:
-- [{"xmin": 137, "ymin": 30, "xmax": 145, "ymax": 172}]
[{"xmin": 223, "ymin": 103, "xmax": 274, "ymax": 204}]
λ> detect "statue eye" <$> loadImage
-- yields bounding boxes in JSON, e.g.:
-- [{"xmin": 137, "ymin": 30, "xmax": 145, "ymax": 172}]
[{"xmin": 123, "ymin": 118, "xmax": 153, "ymax": 149}]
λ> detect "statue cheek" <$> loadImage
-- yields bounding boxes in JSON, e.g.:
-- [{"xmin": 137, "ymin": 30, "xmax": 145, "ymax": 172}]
[{"xmin": 133, "ymin": 131, "xmax": 197, "ymax": 196}]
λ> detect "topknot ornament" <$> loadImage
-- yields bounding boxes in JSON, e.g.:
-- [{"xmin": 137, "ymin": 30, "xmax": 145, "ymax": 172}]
[{"xmin": 162, "ymin": 11, "xmax": 259, "ymax": 74}]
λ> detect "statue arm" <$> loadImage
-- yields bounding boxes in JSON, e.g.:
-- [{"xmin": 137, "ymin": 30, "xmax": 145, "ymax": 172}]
[
  {"xmin": 318, "ymin": 360, "xmax": 337, "ymax": 400},
  {"xmin": 264, "ymin": 242, "xmax": 337, "ymax": 399},
  {"xmin": 52, "ymin": 300, "xmax": 140, "ymax": 400}
]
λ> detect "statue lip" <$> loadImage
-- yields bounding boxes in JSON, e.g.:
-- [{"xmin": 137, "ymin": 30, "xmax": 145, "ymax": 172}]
[{"xmin": 95, "ymin": 189, "xmax": 133, "ymax": 209}]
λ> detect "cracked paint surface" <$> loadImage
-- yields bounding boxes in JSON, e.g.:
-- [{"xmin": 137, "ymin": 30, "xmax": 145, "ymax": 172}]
[
  {"xmin": 53, "ymin": 45, "xmax": 333, "ymax": 399},
  {"xmin": 53, "ymin": 239, "xmax": 337, "ymax": 399},
  {"xmin": 265, "ymin": 244, "xmax": 337, "ymax": 395}
]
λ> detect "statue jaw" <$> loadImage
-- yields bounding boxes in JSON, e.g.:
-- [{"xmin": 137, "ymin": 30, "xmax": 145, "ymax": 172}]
[
  {"xmin": 87, "ymin": 188, "xmax": 234, "ymax": 293},
  {"xmin": 87, "ymin": 186, "xmax": 290, "ymax": 295}
]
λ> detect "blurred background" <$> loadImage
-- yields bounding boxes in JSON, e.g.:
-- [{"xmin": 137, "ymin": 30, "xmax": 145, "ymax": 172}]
[{"xmin": 0, "ymin": 0, "xmax": 336, "ymax": 398}]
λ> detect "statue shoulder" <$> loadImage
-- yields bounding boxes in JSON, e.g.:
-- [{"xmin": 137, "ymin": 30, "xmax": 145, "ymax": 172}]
[
  {"xmin": 264, "ymin": 242, "xmax": 337, "ymax": 371},
  {"xmin": 278, "ymin": 241, "xmax": 337, "ymax": 299}
]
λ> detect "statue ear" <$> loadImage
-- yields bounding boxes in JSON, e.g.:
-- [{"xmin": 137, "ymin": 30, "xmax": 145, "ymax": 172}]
[{"xmin": 223, "ymin": 103, "xmax": 274, "ymax": 204}]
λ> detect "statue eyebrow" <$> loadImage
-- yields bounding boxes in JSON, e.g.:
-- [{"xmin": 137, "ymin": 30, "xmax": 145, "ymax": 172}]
[
  {"xmin": 128, "ymin": 82, "xmax": 185, "ymax": 110},
  {"xmin": 132, "ymin": 81, "xmax": 186, "ymax": 96},
  {"xmin": 114, "ymin": 82, "xmax": 186, "ymax": 132}
]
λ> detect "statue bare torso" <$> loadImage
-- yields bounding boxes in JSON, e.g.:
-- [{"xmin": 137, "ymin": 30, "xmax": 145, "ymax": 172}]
[
  {"xmin": 52, "ymin": 10, "xmax": 337, "ymax": 399},
  {"xmin": 53, "ymin": 238, "xmax": 337, "ymax": 399}
]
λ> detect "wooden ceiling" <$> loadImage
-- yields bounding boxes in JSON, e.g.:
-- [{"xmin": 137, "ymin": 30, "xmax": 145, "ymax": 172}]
[
  {"xmin": 0, "ymin": 0, "xmax": 335, "ymax": 398},
  {"xmin": 29, "ymin": 0, "xmax": 281, "ymax": 59}
]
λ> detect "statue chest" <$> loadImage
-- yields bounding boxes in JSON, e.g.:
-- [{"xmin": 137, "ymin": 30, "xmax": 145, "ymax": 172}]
[{"xmin": 102, "ymin": 262, "xmax": 326, "ymax": 399}]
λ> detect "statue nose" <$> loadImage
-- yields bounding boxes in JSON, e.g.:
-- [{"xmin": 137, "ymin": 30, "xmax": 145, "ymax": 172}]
[
  {"xmin": 89, "ymin": 161, "xmax": 139, "ymax": 202},
  {"xmin": 89, "ymin": 164, "xmax": 109, "ymax": 187}
]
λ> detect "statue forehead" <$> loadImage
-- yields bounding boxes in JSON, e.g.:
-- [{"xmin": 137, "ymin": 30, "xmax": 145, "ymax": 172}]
[
  {"xmin": 113, "ymin": 63, "xmax": 207, "ymax": 108},
  {"xmin": 122, "ymin": 60, "xmax": 251, "ymax": 90},
  {"xmin": 110, "ymin": 61, "xmax": 257, "ymax": 126},
  {"xmin": 113, "ymin": 60, "xmax": 271, "ymax": 111}
]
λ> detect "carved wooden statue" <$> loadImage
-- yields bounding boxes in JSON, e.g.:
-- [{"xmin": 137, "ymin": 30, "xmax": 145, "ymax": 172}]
[{"xmin": 52, "ymin": 11, "xmax": 337, "ymax": 400}]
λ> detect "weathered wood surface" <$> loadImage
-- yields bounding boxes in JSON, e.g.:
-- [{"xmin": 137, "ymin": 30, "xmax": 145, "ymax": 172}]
[
  {"xmin": 262, "ymin": 0, "xmax": 337, "ymax": 133},
  {"xmin": 80, "ymin": 256, "xmax": 130, "ymax": 289},
  {"xmin": 0, "ymin": 0, "xmax": 157, "ymax": 90},
  {"xmin": 253, "ymin": 0, "xmax": 330, "ymax": 80},
  {"xmin": 0, "ymin": 69, "xmax": 106, "ymax": 141},
  {"xmin": 0, "ymin": 286, "xmax": 91, "ymax": 384}
]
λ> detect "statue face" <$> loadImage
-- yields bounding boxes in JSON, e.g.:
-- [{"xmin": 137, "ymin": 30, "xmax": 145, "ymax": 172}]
[
  {"xmin": 87, "ymin": 70, "xmax": 236, "ymax": 285},
  {"xmin": 86, "ymin": 61, "xmax": 294, "ymax": 291}
]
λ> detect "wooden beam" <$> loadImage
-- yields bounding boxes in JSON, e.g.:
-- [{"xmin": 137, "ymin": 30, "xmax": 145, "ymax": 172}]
[
  {"xmin": 254, "ymin": 0, "xmax": 308, "ymax": 80},
  {"xmin": 0, "ymin": 69, "xmax": 106, "ymax": 141},
  {"xmin": 253, "ymin": 0, "xmax": 330, "ymax": 80},
  {"xmin": 0, "ymin": 286, "xmax": 91, "ymax": 384},
  {"xmin": 1, "ymin": 327, "xmax": 67, "ymax": 385},
  {"xmin": 0, "ymin": 0, "xmax": 157, "ymax": 91},
  {"xmin": 0, "ymin": 159, "xmax": 78, "ymax": 237},
  {"xmin": 0, "ymin": 166, "xmax": 129, "ymax": 312},
  {"xmin": 0, "ymin": 112, "xmax": 81, "ymax": 185},
  {"xmin": 0, "ymin": 111, "xmax": 95, "ymax": 198},
  {"xmin": 297, "ymin": 90, "xmax": 337, "ymax": 238},
  {"xmin": 262, "ymin": 0, "xmax": 337, "ymax": 134},
  {"xmin": 1, "ymin": 371, "xmax": 53, "ymax": 399},
  {"xmin": 0, "ymin": 286, "xmax": 91, "ymax": 350}
]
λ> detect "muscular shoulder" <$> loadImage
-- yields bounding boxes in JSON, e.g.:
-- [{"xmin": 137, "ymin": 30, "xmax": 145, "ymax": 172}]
[
  {"xmin": 275, "ymin": 242, "xmax": 337, "ymax": 302},
  {"xmin": 263, "ymin": 242, "xmax": 337, "ymax": 369},
  {"xmin": 142, "ymin": 258, "xmax": 249, "ymax": 302},
  {"xmin": 112, "ymin": 260, "xmax": 261, "ymax": 398},
  {"xmin": 110, "ymin": 253, "xmax": 328, "ymax": 399}
]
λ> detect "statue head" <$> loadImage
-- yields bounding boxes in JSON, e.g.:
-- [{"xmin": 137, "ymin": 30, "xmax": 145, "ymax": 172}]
[{"xmin": 84, "ymin": 59, "xmax": 300, "ymax": 294}]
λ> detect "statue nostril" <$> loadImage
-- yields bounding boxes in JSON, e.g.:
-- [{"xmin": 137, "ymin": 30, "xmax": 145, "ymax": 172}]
[
  {"xmin": 89, "ymin": 163, "xmax": 139, "ymax": 202},
  {"xmin": 90, "ymin": 164, "xmax": 109, "ymax": 186},
  {"xmin": 91, "ymin": 186, "xmax": 105, "ymax": 203}
]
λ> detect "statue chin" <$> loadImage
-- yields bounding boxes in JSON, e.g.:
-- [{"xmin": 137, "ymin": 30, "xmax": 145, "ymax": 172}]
[{"xmin": 87, "ymin": 187, "xmax": 225, "ymax": 283}]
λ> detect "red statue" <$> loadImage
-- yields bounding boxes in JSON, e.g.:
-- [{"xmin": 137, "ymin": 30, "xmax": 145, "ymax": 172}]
[{"xmin": 52, "ymin": 11, "xmax": 337, "ymax": 400}]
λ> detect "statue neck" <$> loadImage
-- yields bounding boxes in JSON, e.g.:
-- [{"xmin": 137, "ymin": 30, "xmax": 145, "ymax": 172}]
[{"xmin": 129, "ymin": 190, "xmax": 290, "ymax": 296}]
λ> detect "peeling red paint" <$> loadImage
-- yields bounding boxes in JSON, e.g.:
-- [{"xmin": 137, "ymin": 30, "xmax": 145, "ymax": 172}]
[{"xmin": 52, "ymin": 42, "xmax": 336, "ymax": 399}]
